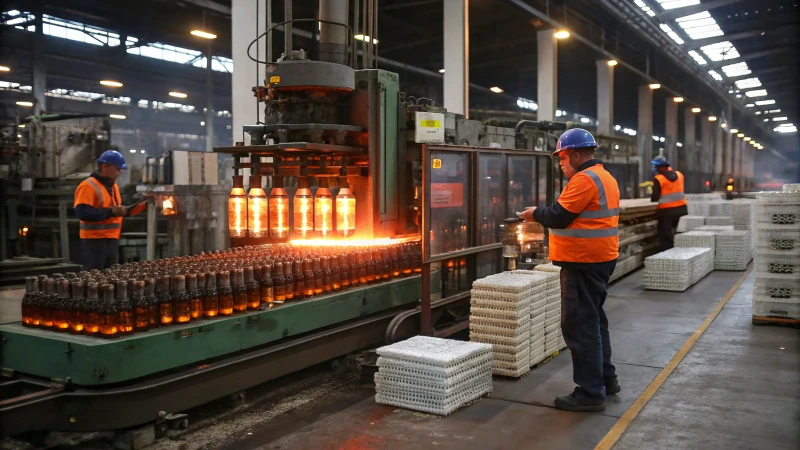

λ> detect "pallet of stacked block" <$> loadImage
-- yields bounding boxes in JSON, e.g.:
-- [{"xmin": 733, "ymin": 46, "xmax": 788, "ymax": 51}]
[
  {"xmin": 714, "ymin": 230, "xmax": 752, "ymax": 271},
  {"xmin": 695, "ymin": 225, "xmax": 734, "ymax": 232},
  {"xmin": 374, "ymin": 336, "xmax": 493, "ymax": 415},
  {"xmin": 705, "ymin": 216, "xmax": 734, "ymax": 226},
  {"xmin": 644, "ymin": 248, "xmax": 714, "ymax": 291},
  {"xmin": 677, "ymin": 215, "xmax": 706, "ymax": 232},
  {"xmin": 783, "ymin": 184, "xmax": 800, "ymax": 192},
  {"xmin": 510, "ymin": 269, "xmax": 552, "ymax": 366},
  {"xmin": 534, "ymin": 264, "xmax": 567, "ymax": 354},
  {"xmin": 675, "ymin": 231, "xmax": 716, "ymax": 254},
  {"xmin": 709, "ymin": 202, "xmax": 732, "ymax": 217},
  {"xmin": 730, "ymin": 199, "xmax": 755, "ymax": 231}
]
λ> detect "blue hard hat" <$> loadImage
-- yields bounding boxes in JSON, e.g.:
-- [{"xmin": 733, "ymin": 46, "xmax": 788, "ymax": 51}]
[
  {"xmin": 651, "ymin": 156, "xmax": 670, "ymax": 167},
  {"xmin": 97, "ymin": 150, "xmax": 127, "ymax": 170},
  {"xmin": 554, "ymin": 128, "xmax": 598, "ymax": 155}
]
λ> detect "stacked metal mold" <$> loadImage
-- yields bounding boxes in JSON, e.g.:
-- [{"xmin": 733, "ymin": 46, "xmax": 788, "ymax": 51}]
[
  {"xmin": 705, "ymin": 216, "xmax": 734, "ymax": 226},
  {"xmin": 374, "ymin": 336, "xmax": 493, "ymax": 415},
  {"xmin": 644, "ymin": 248, "xmax": 714, "ymax": 292},
  {"xmin": 675, "ymin": 231, "xmax": 717, "ymax": 255},
  {"xmin": 677, "ymin": 216, "xmax": 706, "ymax": 233},
  {"xmin": 714, "ymin": 230, "xmax": 753, "ymax": 271}
]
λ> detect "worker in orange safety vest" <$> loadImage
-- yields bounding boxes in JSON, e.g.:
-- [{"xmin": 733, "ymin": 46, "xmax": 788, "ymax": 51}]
[
  {"xmin": 519, "ymin": 128, "xmax": 620, "ymax": 412},
  {"xmin": 651, "ymin": 156, "xmax": 688, "ymax": 251},
  {"xmin": 73, "ymin": 150, "xmax": 146, "ymax": 270}
]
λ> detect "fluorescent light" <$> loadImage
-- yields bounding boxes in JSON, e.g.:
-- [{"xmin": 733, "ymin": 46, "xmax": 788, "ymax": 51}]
[
  {"xmin": 660, "ymin": 137, "xmax": 665, "ymax": 142},
  {"xmin": 100, "ymin": 80, "xmax": 123, "ymax": 88},
  {"xmin": 554, "ymin": 30, "xmax": 570, "ymax": 39},
  {"xmin": 615, "ymin": 125, "xmax": 621, "ymax": 131},
  {"xmin": 140, "ymin": 150, "xmax": 146, "ymax": 154},
  {"xmin": 649, "ymin": 83, "xmax": 661, "ymax": 89},
  {"xmin": 730, "ymin": 129, "xmax": 739, "ymax": 133},
  {"xmin": 18, "ymin": 124, "xmax": 25, "ymax": 128},
  {"xmin": 755, "ymin": 111, "xmax": 762, "ymax": 115},
  {"xmin": 737, "ymin": 133, "xmax": 744, "ymax": 137},
  {"xmin": 745, "ymin": 89, "xmax": 768, "ymax": 97},
  {"xmin": 745, "ymin": 103, "xmax": 755, "ymax": 107},
  {"xmin": 7, "ymin": 10, "xmax": 20, "ymax": 16},
  {"xmin": 677, "ymin": 142, "xmax": 683, "ymax": 147},
  {"xmin": 130, "ymin": 149, "xmax": 137, "ymax": 153},
  {"xmin": 768, "ymin": 109, "xmax": 781, "ymax": 113},
  {"xmin": 743, "ymin": 137, "xmax": 751, "ymax": 141},
  {"xmin": 191, "ymin": 30, "xmax": 217, "ymax": 39},
  {"xmin": 721, "ymin": 123, "xmax": 727, "ymax": 128},
  {"xmin": 755, "ymin": 100, "xmax": 776, "ymax": 106},
  {"xmin": 438, "ymin": 69, "xmax": 445, "ymax": 73},
  {"xmin": 201, "ymin": 121, "xmax": 205, "ymax": 126},
  {"xmin": 169, "ymin": 91, "xmax": 188, "ymax": 98},
  {"xmin": 580, "ymin": 117, "xmax": 591, "ymax": 124},
  {"xmin": 773, "ymin": 117, "xmax": 788, "ymax": 121},
  {"xmin": 607, "ymin": 60, "xmax": 618, "ymax": 66},
  {"xmin": 489, "ymin": 86, "xmax": 504, "ymax": 93},
  {"xmin": 691, "ymin": 107, "xmax": 701, "ymax": 113},
  {"xmin": 16, "ymin": 101, "xmax": 33, "ymax": 107},
  {"xmin": 708, "ymin": 116, "xmax": 717, "ymax": 121},
  {"xmin": 673, "ymin": 97, "xmax": 684, "ymax": 103},
  {"xmin": 109, "ymin": 114, "xmax": 126, "ymax": 119},
  {"xmin": 0, "ymin": 65, "xmax": 9, "ymax": 72},
  {"xmin": 355, "ymin": 34, "xmax": 379, "ymax": 44}
]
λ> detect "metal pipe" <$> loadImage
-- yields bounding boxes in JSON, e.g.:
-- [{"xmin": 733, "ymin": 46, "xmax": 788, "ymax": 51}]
[
  {"xmin": 284, "ymin": 0, "xmax": 292, "ymax": 57},
  {"xmin": 421, "ymin": 263, "xmax": 432, "ymax": 335},
  {"xmin": 146, "ymin": 199, "xmax": 157, "ymax": 261},
  {"xmin": 319, "ymin": 0, "xmax": 349, "ymax": 65},
  {"xmin": 58, "ymin": 201, "xmax": 69, "ymax": 262},
  {"xmin": 353, "ymin": 0, "xmax": 359, "ymax": 68},
  {"xmin": 267, "ymin": 0, "xmax": 272, "ymax": 63}
]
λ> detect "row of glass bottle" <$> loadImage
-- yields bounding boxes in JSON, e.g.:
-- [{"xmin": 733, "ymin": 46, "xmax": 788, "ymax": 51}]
[{"xmin": 20, "ymin": 243, "xmax": 423, "ymax": 338}]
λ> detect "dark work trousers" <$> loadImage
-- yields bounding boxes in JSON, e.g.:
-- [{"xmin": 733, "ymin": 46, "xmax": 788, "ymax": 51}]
[
  {"xmin": 657, "ymin": 215, "xmax": 682, "ymax": 252},
  {"xmin": 81, "ymin": 238, "xmax": 120, "ymax": 271},
  {"xmin": 560, "ymin": 261, "xmax": 617, "ymax": 400}
]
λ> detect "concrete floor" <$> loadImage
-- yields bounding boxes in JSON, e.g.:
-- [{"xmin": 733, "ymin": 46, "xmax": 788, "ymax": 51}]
[{"xmin": 255, "ymin": 268, "xmax": 799, "ymax": 450}]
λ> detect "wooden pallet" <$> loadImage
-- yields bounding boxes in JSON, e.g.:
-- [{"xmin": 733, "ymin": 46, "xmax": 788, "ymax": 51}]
[{"xmin": 752, "ymin": 316, "xmax": 800, "ymax": 329}]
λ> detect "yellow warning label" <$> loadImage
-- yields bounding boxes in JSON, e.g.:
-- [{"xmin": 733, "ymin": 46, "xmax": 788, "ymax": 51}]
[
  {"xmin": 432, "ymin": 158, "xmax": 442, "ymax": 169},
  {"xmin": 269, "ymin": 76, "xmax": 281, "ymax": 84},
  {"xmin": 420, "ymin": 119, "xmax": 441, "ymax": 128}
]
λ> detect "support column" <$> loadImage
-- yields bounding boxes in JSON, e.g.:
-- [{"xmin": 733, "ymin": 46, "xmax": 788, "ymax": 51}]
[
  {"xmin": 232, "ymin": 0, "xmax": 267, "ymax": 143},
  {"xmin": 735, "ymin": 137, "xmax": 742, "ymax": 177},
  {"xmin": 31, "ymin": 9, "xmax": 46, "ymax": 115},
  {"xmin": 701, "ymin": 115, "xmax": 713, "ymax": 177},
  {"xmin": 723, "ymin": 103, "xmax": 733, "ymax": 177},
  {"xmin": 637, "ymin": 85, "xmax": 653, "ymax": 187},
  {"xmin": 665, "ymin": 100, "xmax": 678, "ymax": 170},
  {"xmin": 205, "ymin": 45, "xmax": 214, "ymax": 152},
  {"xmin": 596, "ymin": 60, "xmax": 614, "ymax": 136},
  {"xmin": 683, "ymin": 108, "xmax": 696, "ymax": 170},
  {"xmin": 537, "ymin": 29, "xmax": 558, "ymax": 122},
  {"xmin": 444, "ymin": 0, "xmax": 469, "ymax": 117},
  {"xmin": 714, "ymin": 118, "xmax": 723, "ymax": 182}
]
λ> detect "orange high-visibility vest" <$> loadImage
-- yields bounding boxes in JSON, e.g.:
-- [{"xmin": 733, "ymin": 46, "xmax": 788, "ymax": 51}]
[
  {"xmin": 549, "ymin": 164, "xmax": 620, "ymax": 264},
  {"xmin": 654, "ymin": 170, "xmax": 687, "ymax": 210},
  {"xmin": 74, "ymin": 177, "xmax": 123, "ymax": 239}
]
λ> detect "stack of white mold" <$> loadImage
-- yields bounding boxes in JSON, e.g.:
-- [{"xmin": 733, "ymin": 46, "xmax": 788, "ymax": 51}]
[
  {"xmin": 752, "ymin": 191, "xmax": 800, "ymax": 322},
  {"xmin": 644, "ymin": 247, "xmax": 714, "ymax": 291},
  {"xmin": 714, "ymin": 230, "xmax": 752, "ymax": 270},
  {"xmin": 533, "ymin": 264, "xmax": 567, "ymax": 356},
  {"xmin": 705, "ymin": 216, "xmax": 734, "ymax": 227},
  {"xmin": 509, "ymin": 269, "xmax": 552, "ymax": 366},
  {"xmin": 677, "ymin": 216, "xmax": 706, "ymax": 232},
  {"xmin": 374, "ymin": 336, "xmax": 493, "ymax": 415},
  {"xmin": 675, "ymin": 231, "xmax": 716, "ymax": 255}
]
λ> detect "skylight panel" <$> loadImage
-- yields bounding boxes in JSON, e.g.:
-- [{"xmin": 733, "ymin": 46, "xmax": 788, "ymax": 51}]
[
  {"xmin": 721, "ymin": 62, "xmax": 750, "ymax": 77},
  {"xmin": 659, "ymin": 24, "xmax": 685, "ymax": 44},
  {"xmin": 688, "ymin": 50, "xmax": 708, "ymax": 65},
  {"xmin": 675, "ymin": 11, "xmax": 725, "ymax": 40},
  {"xmin": 658, "ymin": 0, "xmax": 701, "ymax": 9},
  {"xmin": 708, "ymin": 70, "xmax": 723, "ymax": 81},
  {"xmin": 700, "ymin": 42, "xmax": 739, "ymax": 61},
  {"xmin": 755, "ymin": 99, "xmax": 776, "ymax": 106},
  {"xmin": 744, "ymin": 89, "xmax": 767, "ymax": 97},
  {"xmin": 634, "ymin": 0, "xmax": 657, "ymax": 16},
  {"xmin": 735, "ymin": 78, "xmax": 761, "ymax": 89}
]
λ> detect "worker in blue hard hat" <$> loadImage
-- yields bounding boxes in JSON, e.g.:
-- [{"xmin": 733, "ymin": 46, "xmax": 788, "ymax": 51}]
[
  {"xmin": 650, "ymin": 155, "xmax": 688, "ymax": 251},
  {"xmin": 519, "ymin": 128, "xmax": 620, "ymax": 412},
  {"xmin": 73, "ymin": 150, "xmax": 146, "ymax": 270}
]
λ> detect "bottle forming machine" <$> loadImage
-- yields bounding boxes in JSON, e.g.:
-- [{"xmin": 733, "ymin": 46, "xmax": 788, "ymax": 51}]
[{"xmin": 0, "ymin": 0, "xmax": 556, "ymax": 438}]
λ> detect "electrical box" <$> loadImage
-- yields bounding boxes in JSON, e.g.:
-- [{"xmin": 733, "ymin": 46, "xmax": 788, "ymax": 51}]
[{"xmin": 171, "ymin": 151, "xmax": 219, "ymax": 185}]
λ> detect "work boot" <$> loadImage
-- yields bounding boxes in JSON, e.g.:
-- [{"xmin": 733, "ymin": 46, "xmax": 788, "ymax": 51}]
[
  {"xmin": 605, "ymin": 377, "xmax": 621, "ymax": 395},
  {"xmin": 554, "ymin": 387, "xmax": 606, "ymax": 412}
]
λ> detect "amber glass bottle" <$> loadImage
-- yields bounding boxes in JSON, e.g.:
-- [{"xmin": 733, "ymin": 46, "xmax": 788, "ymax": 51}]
[
  {"xmin": 132, "ymin": 281, "xmax": 149, "ymax": 331},
  {"xmin": 84, "ymin": 282, "xmax": 102, "ymax": 336},
  {"xmin": 339, "ymin": 253, "xmax": 350, "ymax": 289},
  {"xmin": 21, "ymin": 276, "xmax": 39, "ymax": 327},
  {"xmin": 52, "ymin": 278, "xmax": 71, "ymax": 331},
  {"xmin": 365, "ymin": 249, "xmax": 375, "ymax": 283},
  {"xmin": 187, "ymin": 274, "xmax": 203, "ymax": 319},
  {"xmin": 232, "ymin": 268, "xmax": 248, "ymax": 313},
  {"xmin": 283, "ymin": 259, "xmax": 295, "ymax": 301},
  {"xmin": 356, "ymin": 251, "xmax": 368, "ymax": 285},
  {"xmin": 272, "ymin": 261, "xmax": 286, "ymax": 303},
  {"xmin": 401, "ymin": 244, "xmax": 412, "ymax": 276},
  {"xmin": 145, "ymin": 278, "xmax": 159, "ymax": 329},
  {"xmin": 69, "ymin": 280, "xmax": 86, "ymax": 334},
  {"xmin": 312, "ymin": 256, "xmax": 324, "ymax": 295},
  {"xmin": 117, "ymin": 281, "xmax": 134, "ymax": 335},
  {"xmin": 174, "ymin": 274, "xmax": 191, "ymax": 323},
  {"xmin": 391, "ymin": 245, "xmax": 401, "ymax": 278},
  {"xmin": 302, "ymin": 258, "xmax": 315, "ymax": 297},
  {"xmin": 380, "ymin": 248, "xmax": 390, "ymax": 280},
  {"xmin": 321, "ymin": 256, "xmax": 332, "ymax": 293},
  {"xmin": 203, "ymin": 272, "xmax": 219, "ymax": 317},
  {"xmin": 260, "ymin": 263, "xmax": 274, "ymax": 306},
  {"xmin": 39, "ymin": 278, "xmax": 56, "ymax": 328},
  {"xmin": 218, "ymin": 271, "xmax": 234, "ymax": 316},
  {"xmin": 293, "ymin": 259, "xmax": 306, "ymax": 300},
  {"xmin": 244, "ymin": 267, "xmax": 261, "ymax": 310},
  {"xmin": 329, "ymin": 254, "xmax": 341, "ymax": 291},
  {"xmin": 412, "ymin": 242, "xmax": 423, "ymax": 273},
  {"xmin": 100, "ymin": 284, "xmax": 120, "ymax": 338},
  {"xmin": 157, "ymin": 276, "xmax": 174, "ymax": 325}
]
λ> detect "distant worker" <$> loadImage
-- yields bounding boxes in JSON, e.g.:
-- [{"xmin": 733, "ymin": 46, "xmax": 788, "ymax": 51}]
[
  {"xmin": 520, "ymin": 128, "xmax": 620, "ymax": 412},
  {"xmin": 74, "ymin": 150, "xmax": 146, "ymax": 270},
  {"xmin": 650, "ymin": 156, "xmax": 688, "ymax": 251}
]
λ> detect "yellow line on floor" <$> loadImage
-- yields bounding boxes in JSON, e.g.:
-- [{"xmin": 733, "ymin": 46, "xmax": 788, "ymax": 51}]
[{"xmin": 594, "ymin": 268, "xmax": 752, "ymax": 450}]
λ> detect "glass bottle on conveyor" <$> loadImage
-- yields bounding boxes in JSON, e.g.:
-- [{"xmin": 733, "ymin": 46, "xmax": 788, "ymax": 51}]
[
  {"xmin": 312, "ymin": 256, "xmax": 323, "ymax": 295},
  {"xmin": 302, "ymin": 257, "xmax": 315, "ymax": 297},
  {"xmin": 203, "ymin": 271, "xmax": 219, "ymax": 317},
  {"xmin": 39, "ymin": 278, "xmax": 56, "ymax": 329},
  {"xmin": 144, "ymin": 278, "xmax": 159, "ymax": 329},
  {"xmin": 132, "ymin": 280, "xmax": 149, "ymax": 332},
  {"xmin": 21, "ymin": 276, "xmax": 40, "ymax": 327},
  {"xmin": 357, "ymin": 250, "xmax": 368, "ymax": 285},
  {"xmin": 272, "ymin": 261, "xmax": 285, "ymax": 304},
  {"xmin": 260, "ymin": 262, "xmax": 274, "ymax": 306},
  {"xmin": 338, "ymin": 253, "xmax": 350, "ymax": 289},
  {"xmin": 413, "ymin": 242, "xmax": 423, "ymax": 273},
  {"xmin": 283, "ymin": 258, "xmax": 294, "ymax": 302},
  {"xmin": 84, "ymin": 282, "xmax": 102, "ymax": 336},
  {"xmin": 365, "ymin": 249, "xmax": 375, "ymax": 284},
  {"xmin": 244, "ymin": 267, "xmax": 260, "ymax": 310},
  {"xmin": 157, "ymin": 276, "xmax": 174, "ymax": 325},
  {"xmin": 174, "ymin": 274, "xmax": 191, "ymax": 323},
  {"xmin": 100, "ymin": 284, "xmax": 120, "ymax": 338},
  {"xmin": 187, "ymin": 273, "xmax": 203, "ymax": 319},
  {"xmin": 321, "ymin": 256, "xmax": 332, "ymax": 293},
  {"xmin": 232, "ymin": 268, "xmax": 248, "ymax": 313},
  {"xmin": 293, "ymin": 259, "xmax": 306, "ymax": 300},
  {"xmin": 117, "ymin": 280, "xmax": 134, "ymax": 335},
  {"xmin": 52, "ymin": 278, "xmax": 71, "ymax": 331},
  {"xmin": 401, "ymin": 244, "xmax": 412, "ymax": 276},
  {"xmin": 218, "ymin": 271, "xmax": 234, "ymax": 316},
  {"xmin": 69, "ymin": 280, "xmax": 86, "ymax": 334}
]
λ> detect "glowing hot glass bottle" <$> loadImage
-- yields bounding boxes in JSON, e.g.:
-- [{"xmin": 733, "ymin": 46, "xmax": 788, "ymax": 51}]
[
  {"xmin": 228, "ymin": 175, "xmax": 247, "ymax": 238},
  {"xmin": 314, "ymin": 182, "xmax": 334, "ymax": 237},
  {"xmin": 269, "ymin": 178, "xmax": 289, "ymax": 239},
  {"xmin": 335, "ymin": 186, "xmax": 356, "ymax": 237},
  {"xmin": 294, "ymin": 181, "xmax": 314, "ymax": 238},
  {"xmin": 247, "ymin": 175, "xmax": 268, "ymax": 238}
]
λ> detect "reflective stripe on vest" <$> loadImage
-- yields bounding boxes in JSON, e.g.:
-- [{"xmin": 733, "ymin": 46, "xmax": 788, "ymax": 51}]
[
  {"xmin": 549, "ymin": 227, "xmax": 618, "ymax": 238},
  {"xmin": 659, "ymin": 191, "xmax": 686, "ymax": 204},
  {"xmin": 550, "ymin": 169, "xmax": 619, "ymax": 238},
  {"xmin": 85, "ymin": 177, "xmax": 106, "ymax": 204},
  {"xmin": 80, "ymin": 223, "xmax": 122, "ymax": 230}
]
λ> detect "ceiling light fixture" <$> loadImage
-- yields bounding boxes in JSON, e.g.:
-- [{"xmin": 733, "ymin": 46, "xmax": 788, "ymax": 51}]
[
  {"xmin": 649, "ymin": 83, "xmax": 661, "ymax": 90},
  {"xmin": 673, "ymin": 97, "xmax": 684, "ymax": 102},
  {"xmin": 0, "ymin": 65, "xmax": 10, "ymax": 72},
  {"xmin": 191, "ymin": 30, "xmax": 217, "ymax": 39},
  {"xmin": 100, "ymin": 80, "xmax": 123, "ymax": 88},
  {"xmin": 721, "ymin": 123, "xmax": 727, "ymax": 128},
  {"xmin": 438, "ymin": 69, "xmax": 445, "ymax": 73},
  {"xmin": 743, "ymin": 137, "xmax": 751, "ymax": 141},
  {"xmin": 169, "ymin": 91, "xmax": 188, "ymax": 99},
  {"xmin": 708, "ymin": 116, "xmax": 717, "ymax": 122},
  {"xmin": 109, "ymin": 114, "xmax": 126, "ymax": 119},
  {"xmin": 607, "ymin": 60, "xmax": 618, "ymax": 66},
  {"xmin": 691, "ymin": 107, "xmax": 701, "ymax": 113},
  {"xmin": 16, "ymin": 101, "xmax": 33, "ymax": 107},
  {"xmin": 489, "ymin": 86, "xmax": 504, "ymax": 93},
  {"xmin": 737, "ymin": 133, "xmax": 744, "ymax": 137},
  {"xmin": 730, "ymin": 128, "xmax": 739, "ymax": 133},
  {"xmin": 554, "ymin": 30, "xmax": 570, "ymax": 39}
]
